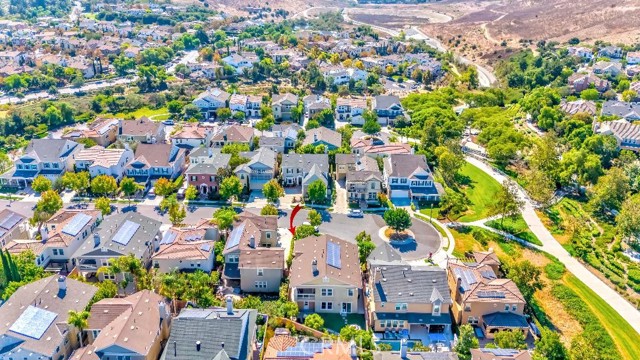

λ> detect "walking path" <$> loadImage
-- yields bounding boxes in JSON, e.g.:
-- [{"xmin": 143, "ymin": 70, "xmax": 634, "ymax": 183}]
[{"xmin": 465, "ymin": 155, "xmax": 640, "ymax": 335}]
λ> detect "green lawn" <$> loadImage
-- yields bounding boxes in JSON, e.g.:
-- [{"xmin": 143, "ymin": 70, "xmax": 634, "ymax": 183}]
[
  {"xmin": 320, "ymin": 313, "xmax": 365, "ymax": 333},
  {"xmin": 110, "ymin": 107, "xmax": 169, "ymax": 120},
  {"xmin": 564, "ymin": 274, "xmax": 640, "ymax": 360},
  {"xmin": 457, "ymin": 162, "xmax": 501, "ymax": 222},
  {"xmin": 485, "ymin": 214, "xmax": 542, "ymax": 246}
]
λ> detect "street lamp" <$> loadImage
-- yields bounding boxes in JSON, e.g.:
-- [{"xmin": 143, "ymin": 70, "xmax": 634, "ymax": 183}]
[{"xmin": 429, "ymin": 202, "xmax": 433, "ymax": 224}]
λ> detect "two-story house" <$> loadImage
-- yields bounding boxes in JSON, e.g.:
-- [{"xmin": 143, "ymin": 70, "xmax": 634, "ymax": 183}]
[
  {"xmin": 302, "ymin": 127, "xmax": 342, "ymax": 150},
  {"xmin": 627, "ymin": 51, "xmax": 640, "ymax": 65},
  {"xmin": 281, "ymin": 153, "xmax": 329, "ymax": 188},
  {"xmin": 383, "ymin": 154, "xmax": 443, "ymax": 205},
  {"xmin": 124, "ymin": 143, "xmax": 186, "ymax": 186},
  {"xmin": 74, "ymin": 146, "xmax": 134, "ymax": 181},
  {"xmin": 271, "ymin": 123, "xmax": 302, "ymax": 151},
  {"xmin": 170, "ymin": 124, "xmax": 215, "ymax": 149},
  {"xmin": 0, "ymin": 276, "xmax": 97, "ymax": 360},
  {"xmin": 336, "ymin": 154, "xmax": 383, "ymax": 206},
  {"xmin": 3, "ymin": 139, "xmax": 81, "ymax": 188},
  {"xmin": 152, "ymin": 220, "xmax": 219, "ymax": 273},
  {"xmin": 211, "ymin": 125, "xmax": 255, "ymax": 148},
  {"xmin": 594, "ymin": 120, "xmax": 640, "ymax": 152},
  {"xmin": 290, "ymin": 235, "xmax": 362, "ymax": 314},
  {"xmin": 235, "ymin": 147, "xmax": 277, "ymax": 191},
  {"xmin": 303, "ymin": 94, "xmax": 331, "ymax": 118},
  {"xmin": 63, "ymin": 117, "xmax": 120, "ymax": 147},
  {"xmin": 247, "ymin": 95, "xmax": 262, "ymax": 118},
  {"xmin": 336, "ymin": 97, "xmax": 368, "ymax": 124},
  {"xmin": 272, "ymin": 93, "xmax": 299, "ymax": 121},
  {"xmin": 373, "ymin": 95, "xmax": 403, "ymax": 125},
  {"xmin": 73, "ymin": 213, "xmax": 162, "ymax": 281},
  {"xmin": 229, "ymin": 93, "xmax": 249, "ymax": 117},
  {"xmin": 448, "ymin": 251, "xmax": 528, "ymax": 339},
  {"xmin": 600, "ymin": 100, "xmax": 640, "ymax": 121},
  {"xmin": 336, "ymin": 153, "xmax": 379, "ymax": 180},
  {"xmin": 118, "ymin": 117, "xmax": 165, "ymax": 144},
  {"xmin": 185, "ymin": 149, "xmax": 232, "ymax": 197},
  {"xmin": 368, "ymin": 264, "xmax": 453, "ymax": 344},
  {"xmin": 192, "ymin": 88, "xmax": 231, "ymax": 120},
  {"xmin": 222, "ymin": 53, "xmax": 258, "ymax": 74},
  {"xmin": 222, "ymin": 213, "xmax": 284, "ymax": 293}
]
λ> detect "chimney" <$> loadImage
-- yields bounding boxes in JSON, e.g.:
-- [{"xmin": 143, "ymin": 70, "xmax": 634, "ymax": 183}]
[
  {"xmin": 249, "ymin": 235, "xmax": 255, "ymax": 248},
  {"xmin": 57, "ymin": 275, "xmax": 67, "ymax": 292},
  {"xmin": 221, "ymin": 342, "xmax": 225, "ymax": 349},
  {"xmin": 400, "ymin": 338, "xmax": 408, "ymax": 359},
  {"xmin": 350, "ymin": 340, "xmax": 357, "ymax": 359},
  {"xmin": 312, "ymin": 257, "xmax": 318, "ymax": 275},
  {"xmin": 93, "ymin": 232, "xmax": 100, "ymax": 247},
  {"xmin": 226, "ymin": 296, "xmax": 233, "ymax": 315},
  {"xmin": 196, "ymin": 341, "xmax": 201, "ymax": 352},
  {"xmin": 40, "ymin": 226, "xmax": 49, "ymax": 243}
]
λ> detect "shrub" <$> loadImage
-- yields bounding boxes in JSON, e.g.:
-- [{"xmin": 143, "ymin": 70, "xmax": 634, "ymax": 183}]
[
  {"xmin": 304, "ymin": 313, "xmax": 324, "ymax": 331},
  {"xmin": 544, "ymin": 262, "xmax": 565, "ymax": 280}
]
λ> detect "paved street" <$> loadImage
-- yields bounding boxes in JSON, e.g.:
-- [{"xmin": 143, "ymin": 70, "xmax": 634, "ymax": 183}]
[{"xmin": 465, "ymin": 156, "xmax": 640, "ymax": 335}]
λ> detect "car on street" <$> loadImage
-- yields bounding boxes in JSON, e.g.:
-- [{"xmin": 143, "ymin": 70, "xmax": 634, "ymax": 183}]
[{"xmin": 347, "ymin": 209, "xmax": 363, "ymax": 218}]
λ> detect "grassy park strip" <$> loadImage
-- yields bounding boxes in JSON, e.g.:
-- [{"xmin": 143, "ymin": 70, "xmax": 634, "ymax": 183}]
[{"xmin": 485, "ymin": 214, "xmax": 543, "ymax": 246}]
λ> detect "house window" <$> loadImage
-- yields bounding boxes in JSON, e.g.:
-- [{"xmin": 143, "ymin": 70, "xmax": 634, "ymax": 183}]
[
  {"xmin": 391, "ymin": 178, "xmax": 398, "ymax": 184},
  {"xmin": 53, "ymin": 163, "xmax": 59, "ymax": 169},
  {"xmin": 432, "ymin": 303, "xmax": 441, "ymax": 316},
  {"xmin": 467, "ymin": 316, "xmax": 478, "ymax": 325},
  {"xmin": 512, "ymin": 304, "xmax": 517, "ymax": 312},
  {"xmin": 321, "ymin": 288, "xmax": 333, "ymax": 296},
  {"xmin": 464, "ymin": 304, "xmax": 471, "ymax": 312},
  {"xmin": 191, "ymin": 176, "xmax": 196, "ymax": 181},
  {"xmin": 53, "ymin": 249, "xmax": 58, "ymax": 256},
  {"xmin": 505, "ymin": 304, "xmax": 510, "ymax": 311},
  {"xmin": 266, "ymin": 232, "xmax": 271, "ymax": 239},
  {"xmin": 210, "ymin": 176, "xmax": 215, "ymax": 182},
  {"xmin": 257, "ymin": 268, "xmax": 264, "ymax": 276},
  {"xmin": 228, "ymin": 255, "xmax": 239, "ymax": 263},
  {"xmin": 371, "ymin": 182, "xmax": 375, "ymax": 189},
  {"xmin": 44, "ymin": 163, "xmax": 50, "ymax": 168},
  {"xmin": 400, "ymin": 178, "xmax": 407, "ymax": 184},
  {"xmin": 255, "ymin": 281, "xmax": 267, "ymax": 289},
  {"xmin": 348, "ymin": 289, "xmax": 354, "ymax": 297},
  {"xmin": 395, "ymin": 303, "xmax": 407, "ymax": 311},
  {"xmin": 103, "ymin": 273, "xmax": 115, "ymax": 280},
  {"xmin": 321, "ymin": 302, "xmax": 333, "ymax": 310}
]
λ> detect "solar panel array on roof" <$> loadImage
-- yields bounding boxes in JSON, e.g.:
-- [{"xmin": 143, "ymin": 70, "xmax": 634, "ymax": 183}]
[
  {"xmin": 480, "ymin": 269, "xmax": 496, "ymax": 280},
  {"xmin": 201, "ymin": 243, "xmax": 211, "ymax": 252},
  {"xmin": 226, "ymin": 222, "xmax": 245, "ymax": 250},
  {"xmin": 0, "ymin": 212, "xmax": 22, "ymax": 230},
  {"xmin": 326, "ymin": 241, "xmax": 341, "ymax": 269},
  {"xmin": 453, "ymin": 267, "xmax": 478, "ymax": 292},
  {"xmin": 9, "ymin": 305, "xmax": 57, "ymax": 339},
  {"xmin": 185, "ymin": 234, "xmax": 202, "ymax": 242},
  {"xmin": 477, "ymin": 291, "xmax": 506, "ymax": 299},
  {"xmin": 62, "ymin": 213, "xmax": 93, "ymax": 236},
  {"xmin": 483, "ymin": 348, "xmax": 520, "ymax": 356},
  {"xmin": 160, "ymin": 231, "xmax": 177, "ymax": 245},
  {"xmin": 112, "ymin": 220, "xmax": 140, "ymax": 246},
  {"xmin": 276, "ymin": 342, "xmax": 331, "ymax": 357}
]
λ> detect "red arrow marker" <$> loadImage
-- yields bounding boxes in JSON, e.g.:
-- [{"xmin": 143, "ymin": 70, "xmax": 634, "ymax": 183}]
[{"xmin": 289, "ymin": 204, "xmax": 301, "ymax": 235}]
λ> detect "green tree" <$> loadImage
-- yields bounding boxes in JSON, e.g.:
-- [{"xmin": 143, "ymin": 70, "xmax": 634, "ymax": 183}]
[
  {"xmin": 261, "ymin": 204, "xmax": 279, "ymax": 216},
  {"xmin": 262, "ymin": 179, "xmax": 284, "ymax": 203},
  {"xmin": 580, "ymin": 88, "xmax": 600, "ymax": 101},
  {"xmin": 491, "ymin": 180, "xmax": 524, "ymax": 226},
  {"xmin": 533, "ymin": 327, "xmax": 569, "ymax": 360},
  {"xmin": 119, "ymin": 177, "xmax": 142, "ymax": 205},
  {"xmin": 524, "ymin": 169, "xmax": 556, "ymax": 208},
  {"xmin": 68, "ymin": 310, "xmax": 90, "ymax": 347},
  {"xmin": 307, "ymin": 209, "xmax": 322, "ymax": 227},
  {"xmin": 494, "ymin": 330, "xmax": 527, "ymax": 350},
  {"xmin": 295, "ymin": 224, "xmax": 317, "ymax": 240},
  {"xmin": 383, "ymin": 208, "xmax": 412, "ymax": 234},
  {"xmin": 507, "ymin": 260, "xmax": 542, "ymax": 303},
  {"xmin": 169, "ymin": 204, "xmax": 187, "ymax": 225},
  {"xmin": 216, "ymin": 107, "xmax": 232, "ymax": 120},
  {"xmin": 356, "ymin": 231, "xmax": 375, "ymax": 266},
  {"xmin": 167, "ymin": 100, "xmax": 183, "ymax": 116},
  {"xmin": 219, "ymin": 175, "xmax": 243, "ymax": 201},
  {"xmin": 281, "ymin": 301, "xmax": 299, "ymax": 318},
  {"xmin": 439, "ymin": 188, "xmax": 468, "ymax": 221},
  {"xmin": 185, "ymin": 185, "xmax": 198, "ymax": 201},
  {"xmin": 435, "ymin": 145, "xmax": 464, "ymax": 186},
  {"xmin": 616, "ymin": 194, "xmax": 640, "ymax": 242},
  {"xmin": 95, "ymin": 197, "xmax": 112, "ymax": 216},
  {"xmin": 304, "ymin": 313, "xmax": 324, "ymax": 330},
  {"xmin": 622, "ymin": 89, "xmax": 638, "ymax": 102},
  {"xmin": 306, "ymin": 179, "xmax": 327, "ymax": 204},
  {"xmin": 36, "ymin": 190, "xmax": 63, "ymax": 215},
  {"xmin": 362, "ymin": 110, "xmax": 381, "ymax": 134},
  {"xmin": 588, "ymin": 167, "xmax": 629, "ymax": 214},
  {"xmin": 90, "ymin": 175, "xmax": 118, "ymax": 197},
  {"xmin": 154, "ymin": 177, "xmax": 175, "ymax": 197},
  {"xmin": 89, "ymin": 280, "xmax": 118, "ymax": 307},
  {"xmin": 454, "ymin": 324, "xmax": 479, "ymax": 360},
  {"xmin": 31, "ymin": 175, "xmax": 52, "ymax": 193},
  {"xmin": 213, "ymin": 207, "xmax": 237, "ymax": 234}
]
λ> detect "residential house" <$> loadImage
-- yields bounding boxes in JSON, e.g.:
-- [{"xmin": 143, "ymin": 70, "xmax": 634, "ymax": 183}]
[
  {"xmin": 383, "ymin": 154, "xmax": 443, "ymax": 205},
  {"xmin": 152, "ymin": 221, "xmax": 219, "ymax": 273},
  {"xmin": 343, "ymin": 154, "xmax": 383, "ymax": 206},
  {"xmin": 247, "ymin": 95, "xmax": 262, "ymax": 118},
  {"xmin": 598, "ymin": 45, "xmax": 623, "ymax": 59},
  {"xmin": 373, "ymin": 348, "xmax": 459, "ymax": 360},
  {"xmin": 271, "ymin": 123, "xmax": 302, "ymax": 150},
  {"xmin": 272, "ymin": 93, "xmax": 299, "ymax": 121},
  {"xmin": 118, "ymin": 117, "xmax": 166, "ymax": 144},
  {"xmin": 627, "ymin": 51, "xmax": 640, "ymax": 65},
  {"xmin": 592, "ymin": 61, "xmax": 623, "ymax": 77},
  {"xmin": 0, "ymin": 209, "xmax": 26, "ymax": 248},
  {"xmin": 222, "ymin": 53, "xmax": 258, "ymax": 74},
  {"xmin": 567, "ymin": 73, "xmax": 610, "ymax": 93},
  {"xmin": 263, "ymin": 330, "xmax": 355, "ymax": 360},
  {"xmin": 351, "ymin": 135, "xmax": 412, "ymax": 157},
  {"xmin": 0, "ymin": 276, "xmax": 97, "ymax": 360},
  {"xmin": 567, "ymin": 46, "xmax": 594, "ymax": 60},
  {"xmin": 373, "ymin": 95, "xmax": 404, "ymax": 125},
  {"xmin": 259, "ymin": 137, "xmax": 287, "ymax": 154},
  {"xmin": 6, "ymin": 209, "xmax": 101, "ymax": 271},
  {"xmin": 235, "ymin": 147, "xmax": 277, "ymax": 191},
  {"xmin": 601, "ymin": 100, "xmax": 640, "ymax": 121},
  {"xmin": 471, "ymin": 348, "xmax": 531, "ymax": 360},
  {"xmin": 336, "ymin": 97, "xmax": 368, "ymax": 124},
  {"xmin": 303, "ymin": 127, "xmax": 342, "ymax": 150},
  {"xmin": 159, "ymin": 301, "xmax": 257, "ymax": 360},
  {"xmin": 448, "ymin": 251, "xmax": 528, "ymax": 339},
  {"xmin": 185, "ymin": 149, "xmax": 231, "ymax": 197},
  {"xmin": 229, "ymin": 93, "xmax": 249, "ymax": 116},
  {"xmin": 74, "ymin": 146, "xmax": 134, "ymax": 180},
  {"xmin": 594, "ymin": 120, "xmax": 640, "ymax": 152},
  {"xmin": 289, "ymin": 235, "xmax": 363, "ymax": 314},
  {"xmin": 62, "ymin": 117, "xmax": 120, "ymax": 147},
  {"xmin": 192, "ymin": 88, "xmax": 231, "ymax": 119},
  {"xmin": 1, "ymin": 139, "xmax": 81, "ymax": 188},
  {"xmin": 211, "ymin": 125, "xmax": 255, "ymax": 148},
  {"xmin": 559, "ymin": 99, "xmax": 597, "ymax": 116},
  {"xmin": 303, "ymin": 94, "xmax": 331, "ymax": 118},
  {"xmin": 335, "ymin": 153, "xmax": 378, "ymax": 180},
  {"xmin": 366, "ymin": 242, "xmax": 404, "ymax": 269},
  {"xmin": 281, "ymin": 153, "xmax": 329, "ymax": 187},
  {"xmin": 322, "ymin": 66, "xmax": 368, "ymax": 85},
  {"xmin": 72, "ymin": 290, "xmax": 170, "ymax": 360},
  {"xmin": 171, "ymin": 124, "xmax": 214, "ymax": 149},
  {"xmin": 368, "ymin": 264, "xmax": 452, "ymax": 343},
  {"xmin": 125, "ymin": 143, "xmax": 185, "ymax": 185},
  {"xmin": 73, "ymin": 213, "xmax": 162, "ymax": 280},
  {"xmin": 223, "ymin": 213, "xmax": 284, "ymax": 293}
]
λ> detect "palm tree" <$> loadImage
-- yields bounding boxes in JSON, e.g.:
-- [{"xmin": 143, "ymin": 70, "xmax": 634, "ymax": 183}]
[{"xmin": 68, "ymin": 310, "xmax": 90, "ymax": 347}]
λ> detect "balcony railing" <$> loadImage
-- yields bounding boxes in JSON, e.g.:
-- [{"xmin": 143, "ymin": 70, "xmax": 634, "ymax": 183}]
[{"xmin": 297, "ymin": 294, "xmax": 316, "ymax": 300}]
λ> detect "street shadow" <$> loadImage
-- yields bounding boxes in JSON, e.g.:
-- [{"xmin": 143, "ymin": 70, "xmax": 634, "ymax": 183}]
[
  {"xmin": 121, "ymin": 205, "xmax": 137, "ymax": 213},
  {"xmin": 389, "ymin": 239, "xmax": 418, "ymax": 253}
]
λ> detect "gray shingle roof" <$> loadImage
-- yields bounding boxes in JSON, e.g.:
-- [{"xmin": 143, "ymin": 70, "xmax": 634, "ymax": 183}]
[
  {"xmin": 281, "ymin": 154, "xmax": 329, "ymax": 173},
  {"xmin": 384, "ymin": 154, "xmax": 432, "ymax": 178},
  {"xmin": 367, "ymin": 243, "xmax": 403, "ymax": 264},
  {"xmin": 374, "ymin": 95, "xmax": 401, "ymax": 110},
  {"xmin": 601, "ymin": 100, "xmax": 640, "ymax": 120},
  {"xmin": 372, "ymin": 264, "xmax": 451, "ymax": 304},
  {"xmin": 23, "ymin": 139, "xmax": 79, "ymax": 163}
]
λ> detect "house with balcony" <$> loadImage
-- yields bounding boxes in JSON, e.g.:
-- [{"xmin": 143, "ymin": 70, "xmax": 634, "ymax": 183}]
[
  {"xmin": 211, "ymin": 125, "xmax": 255, "ymax": 148},
  {"xmin": 235, "ymin": 147, "xmax": 277, "ymax": 191},
  {"xmin": 1, "ymin": 139, "xmax": 81, "ymax": 188},
  {"xmin": 290, "ymin": 235, "xmax": 362, "ymax": 314},
  {"xmin": 74, "ymin": 146, "xmax": 134, "ymax": 181},
  {"xmin": 152, "ymin": 220, "xmax": 219, "ymax": 273},
  {"xmin": 223, "ymin": 213, "xmax": 283, "ymax": 293},
  {"xmin": 170, "ymin": 124, "xmax": 214, "ymax": 149},
  {"xmin": 345, "ymin": 156, "xmax": 383, "ymax": 206},
  {"xmin": 368, "ymin": 264, "xmax": 453, "ymax": 345},
  {"xmin": 124, "ymin": 143, "xmax": 186, "ymax": 186},
  {"xmin": 383, "ymin": 154, "xmax": 443, "ymax": 205},
  {"xmin": 72, "ymin": 213, "xmax": 162, "ymax": 281},
  {"xmin": 272, "ymin": 93, "xmax": 299, "ymax": 121},
  {"xmin": 118, "ymin": 117, "xmax": 165, "ymax": 144},
  {"xmin": 373, "ymin": 95, "xmax": 403, "ymax": 125},
  {"xmin": 447, "ymin": 251, "xmax": 528, "ymax": 339},
  {"xmin": 246, "ymin": 95, "xmax": 262, "ymax": 118},
  {"xmin": 336, "ymin": 97, "xmax": 368, "ymax": 123},
  {"xmin": 335, "ymin": 153, "xmax": 378, "ymax": 180},
  {"xmin": 229, "ymin": 93, "xmax": 249, "ymax": 117},
  {"xmin": 192, "ymin": 88, "xmax": 231, "ymax": 120}
]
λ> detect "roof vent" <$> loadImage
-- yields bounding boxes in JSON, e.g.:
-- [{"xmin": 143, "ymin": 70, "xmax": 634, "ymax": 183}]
[{"xmin": 196, "ymin": 341, "xmax": 201, "ymax": 352}]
